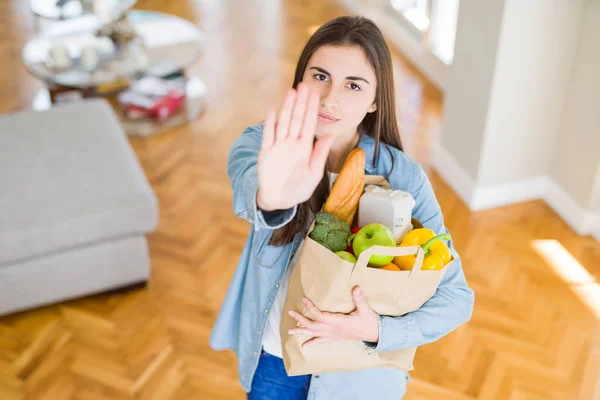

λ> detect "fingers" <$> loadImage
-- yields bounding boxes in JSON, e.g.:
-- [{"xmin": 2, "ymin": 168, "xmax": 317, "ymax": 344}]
[
  {"xmin": 308, "ymin": 133, "xmax": 335, "ymax": 176},
  {"xmin": 288, "ymin": 327, "xmax": 315, "ymax": 336},
  {"xmin": 288, "ymin": 83, "xmax": 309, "ymax": 140},
  {"xmin": 266, "ymin": 85, "xmax": 318, "ymax": 151},
  {"xmin": 288, "ymin": 310, "xmax": 314, "ymax": 330},
  {"xmin": 275, "ymin": 89, "xmax": 297, "ymax": 142},
  {"xmin": 352, "ymin": 286, "xmax": 371, "ymax": 314},
  {"xmin": 261, "ymin": 110, "xmax": 276, "ymax": 150},
  {"xmin": 302, "ymin": 297, "xmax": 324, "ymax": 321},
  {"xmin": 299, "ymin": 90, "xmax": 320, "ymax": 147}
]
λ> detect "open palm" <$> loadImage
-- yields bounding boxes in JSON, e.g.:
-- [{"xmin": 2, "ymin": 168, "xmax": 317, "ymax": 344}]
[{"xmin": 256, "ymin": 83, "xmax": 335, "ymax": 211}]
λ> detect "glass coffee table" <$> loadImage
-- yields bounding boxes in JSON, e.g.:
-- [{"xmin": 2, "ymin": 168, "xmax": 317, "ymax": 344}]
[
  {"xmin": 30, "ymin": 0, "xmax": 138, "ymax": 33},
  {"xmin": 30, "ymin": 0, "xmax": 137, "ymax": 21},
  {"xmin": 24, "ymin": 10, "xmax": 206, "ymax": 137}
]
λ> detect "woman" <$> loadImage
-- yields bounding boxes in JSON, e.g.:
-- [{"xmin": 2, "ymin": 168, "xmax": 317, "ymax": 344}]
[{"xmin": 209, "ymin": 15, "xmax": 474, "ymax": 400}]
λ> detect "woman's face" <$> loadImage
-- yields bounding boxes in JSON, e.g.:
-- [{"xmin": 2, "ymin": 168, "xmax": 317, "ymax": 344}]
[{"xmin": 301, "ymin": 45, "xmax": 377, "ymax": 143}]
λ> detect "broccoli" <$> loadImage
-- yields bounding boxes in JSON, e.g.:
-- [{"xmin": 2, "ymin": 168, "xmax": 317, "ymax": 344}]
[{"xmin": 308, "ymin": 211, "xmax": 351, "ymax": 252}]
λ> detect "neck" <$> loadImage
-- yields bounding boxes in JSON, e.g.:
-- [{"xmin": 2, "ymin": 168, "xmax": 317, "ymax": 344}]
[{"xmin": 328, "ymin": 130, "xmax": 360, "ymax": 173}]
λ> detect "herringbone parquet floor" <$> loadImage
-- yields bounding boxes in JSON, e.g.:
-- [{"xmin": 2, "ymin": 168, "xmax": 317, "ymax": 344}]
[{"xmin": 1, "ymin": 0, "xmax": 599, "ymax": 399}]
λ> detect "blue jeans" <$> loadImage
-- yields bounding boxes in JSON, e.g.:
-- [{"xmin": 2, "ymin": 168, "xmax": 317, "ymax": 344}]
[{"xmin": 248, "ymin": 349, "xmax": 312, "ymax": 400}]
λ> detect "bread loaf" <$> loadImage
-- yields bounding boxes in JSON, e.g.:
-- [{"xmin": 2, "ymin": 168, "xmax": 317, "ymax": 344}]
[{"xmin": 323, "ymin": 148, "xmax": 366, "ymax": 226}]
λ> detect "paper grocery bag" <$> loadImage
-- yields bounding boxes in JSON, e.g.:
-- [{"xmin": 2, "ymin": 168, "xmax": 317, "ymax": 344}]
[{"xmin": 280, "ymin": 175, "xmax": 453, "ymax": 376}]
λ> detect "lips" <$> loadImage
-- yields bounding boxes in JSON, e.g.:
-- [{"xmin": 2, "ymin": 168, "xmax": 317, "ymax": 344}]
[{"xmin": 318, "ymin": 112, "xmax": 339, "ymax": 123}]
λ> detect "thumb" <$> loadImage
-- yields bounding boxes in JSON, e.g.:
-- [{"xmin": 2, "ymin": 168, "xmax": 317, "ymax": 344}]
[
  {"xmin": 308, "ymin": 134, "xmax": 335, "ymax": 176},
  {"xmin": 352, "ymin": 286, "xmax": 371, "ymax": 314}
]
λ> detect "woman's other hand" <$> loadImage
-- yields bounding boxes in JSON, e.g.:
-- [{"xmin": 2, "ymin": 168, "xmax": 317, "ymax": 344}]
[{"xmin": 287, "ymin": 286, "xmax": 379, "ymax": 346}]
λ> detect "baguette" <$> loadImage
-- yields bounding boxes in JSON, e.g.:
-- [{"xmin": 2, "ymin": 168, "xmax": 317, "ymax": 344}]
[{"xmin": 323, "ymin": 148, "xmax": 366, "ymax": 226}]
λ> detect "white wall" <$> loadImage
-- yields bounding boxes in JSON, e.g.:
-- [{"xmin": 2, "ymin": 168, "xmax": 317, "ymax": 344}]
[
  {"xmin": 434, "ymin": 0, "xmax": 598, "ymax": 238},
  {"xmin": 592, "ymin": 168, "xmax": 600, "ymax": 211},
  {"xmin": 478, "ymin": 0, "xmax": 585, "ymax": 186},
  {"xmin": 592, "ymin": 168, "xmax": 600, "ymax": 241},
  {"xmin": 442, "ymin": 0, "xmax": 585, "ymax": 186},
  {"xmin": 440, "ymin": 0, "xmax": 507, "ymax": 181},
  {"xmin": 550, "ymin": 0, "xmax": 600, "ymax": 210}
]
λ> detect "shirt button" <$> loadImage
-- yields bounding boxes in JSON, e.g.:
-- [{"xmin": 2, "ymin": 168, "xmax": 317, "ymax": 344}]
[
  {"xmin": 254, "ymin": 352, "xmax": 258, "ymax": 356},
  {"xmin": 265, "ymin": 309, "xmax": 269, "ymax": 314},
  {"xmin": 314, "ymin": 375, "xmax": 320, "ymax": 379},
  {"xmin": 258, "ymin": 330, "xmax": 262, "ymax": 335},
  {"xmin": 275, "ymin": 284, "xmax": 280, "ymax": 288}
]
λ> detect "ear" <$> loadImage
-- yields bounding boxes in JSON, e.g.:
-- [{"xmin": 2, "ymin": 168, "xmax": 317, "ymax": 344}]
[{"xmin": 368, "ymin": 103, "xmax": 377, "ymax": 113}]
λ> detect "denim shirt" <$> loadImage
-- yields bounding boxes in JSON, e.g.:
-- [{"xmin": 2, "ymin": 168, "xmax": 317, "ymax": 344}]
[{"xmin": 209, "ymin": 123, "xmax": 475, "ymax": 399}]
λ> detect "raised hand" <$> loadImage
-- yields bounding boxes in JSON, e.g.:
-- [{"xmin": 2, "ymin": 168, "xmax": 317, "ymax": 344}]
[{"xmin": 256, "ymin": 82, "xmax": 335, "ymax": 211}]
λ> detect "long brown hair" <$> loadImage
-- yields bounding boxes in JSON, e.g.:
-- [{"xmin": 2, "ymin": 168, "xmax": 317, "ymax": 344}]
[{"xmin": 269, "ymin": 15, "xmax": 403, "ymax": 246}]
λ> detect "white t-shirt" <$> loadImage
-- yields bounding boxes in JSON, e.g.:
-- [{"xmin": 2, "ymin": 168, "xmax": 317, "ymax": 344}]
[{"xmin": 262, "ymin": 172, "xmax": 339, "ymax": 357}]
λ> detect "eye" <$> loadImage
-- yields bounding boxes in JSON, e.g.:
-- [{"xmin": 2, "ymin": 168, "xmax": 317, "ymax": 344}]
[
  {"xmin": 348, "ymin": 82, "xmax": 361, "ymax": 91},
  {"xmin": 314, "ymin": 73, "xmax": 328, "ymax": 82}
]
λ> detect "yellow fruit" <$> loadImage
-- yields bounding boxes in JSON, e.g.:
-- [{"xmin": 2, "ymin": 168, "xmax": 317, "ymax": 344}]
[
  {"xmin": 393, "ymin": 244, "xmax": 416, "ymax": 270},
  {"xmin": 421, "ymin": 253, "xmax": 444, "ymax": 270},
  {"xmin": 393, "ymin": 228, "xmax": 452, "ymax": 271},
  {"xmin": 401, "ymin": 228, "xmax": 435, "ymax": 245}
]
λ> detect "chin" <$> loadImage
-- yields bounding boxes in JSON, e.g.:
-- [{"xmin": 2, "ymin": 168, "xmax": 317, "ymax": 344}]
[{"xmin": 315, "ymin": 125, "xmax": 341, "ymax": 138}]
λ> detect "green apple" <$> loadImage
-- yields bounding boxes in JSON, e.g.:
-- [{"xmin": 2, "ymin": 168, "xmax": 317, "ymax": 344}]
[
  {"xmin": 335, "ymin": 251, "xmax": 357, "ymax": 264},
  {"xmin": 352, "ymin": 223, "xmax": 396, "ymax": 266}
]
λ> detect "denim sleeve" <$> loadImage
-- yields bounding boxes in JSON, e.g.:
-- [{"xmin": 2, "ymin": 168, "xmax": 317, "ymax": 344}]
[
  {"xmin": 364, "ymin": 163, "xmax": 475, "ymax": 353},
  {"xmin": 227, "ymin": 125, "xmax": 297, "ymax": 231}
]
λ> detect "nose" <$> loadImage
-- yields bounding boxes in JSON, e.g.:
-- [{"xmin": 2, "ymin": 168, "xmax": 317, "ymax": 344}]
[{"xmin": 320, "ymin": 86, "xmax": 339, "ymax": 110}]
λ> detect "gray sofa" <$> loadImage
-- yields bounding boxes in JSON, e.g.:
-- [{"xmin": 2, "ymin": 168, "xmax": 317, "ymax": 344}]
[{"xmin": 0, "ymin": 99, "xmax": 158, "ymax": 317}]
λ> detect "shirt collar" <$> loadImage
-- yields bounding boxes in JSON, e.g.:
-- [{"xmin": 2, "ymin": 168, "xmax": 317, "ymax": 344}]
[{"xmin": 357, "ymin": 133, "xmax": 378, "ymax": 173}]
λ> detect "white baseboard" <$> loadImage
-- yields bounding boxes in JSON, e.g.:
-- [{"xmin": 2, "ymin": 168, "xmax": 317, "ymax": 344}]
[
  {"xmin": 431, "ymin": 142, "xmax": 549, "ymax": 211},
  {"xmin": 471, "ymin": 176, "xmax": 550, "ymax": 212},
  {"xmin": 432, "ymin": 142, "xmax": 599, "ymax": 240},
  {"xmin": 587, "ymin": 214, "xmax": 600, "ymax": 241},
  {"xmin": 545, "ymin": 181, "xmax": 599, "ymax": 236},
  {"xmin": 430, "ymin": 141, "xmax": 477, "ymax": 208},
  {"xmin": 593, "ymin": 227, "xmax": 600, "ymax": 242}
]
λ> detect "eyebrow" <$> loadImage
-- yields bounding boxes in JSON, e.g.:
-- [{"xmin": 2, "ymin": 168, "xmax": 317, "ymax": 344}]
[{"xmin": 309, "ymin": 66, "xmax": 371, "ymax": 85}]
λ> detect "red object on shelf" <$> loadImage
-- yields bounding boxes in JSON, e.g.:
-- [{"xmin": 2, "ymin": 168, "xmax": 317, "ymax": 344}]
[
  {"xmin": 118, "ymin": 76, "xmax": 186, "ymax": 120},
  {"xmin": 124, "ymin": 91, "xmax": 185, "ymax": 119}
]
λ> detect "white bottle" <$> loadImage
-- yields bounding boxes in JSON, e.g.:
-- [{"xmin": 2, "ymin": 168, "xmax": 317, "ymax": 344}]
[
  {"xmin": 49, "ymin": 43, "xmax": 72, "ymax": 70},
  {"xmin": 358, "ymin": 185, "xmax": 415, "ymax": 243},
  {"xmin": 80, "ymin": 46, "xmax": 99, "ymax": 72}
]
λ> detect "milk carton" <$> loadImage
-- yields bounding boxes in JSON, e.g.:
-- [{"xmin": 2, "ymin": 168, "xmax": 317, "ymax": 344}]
[{"xmin": 358, "ymin": 185, "xmax": 416, "ymax": 243}]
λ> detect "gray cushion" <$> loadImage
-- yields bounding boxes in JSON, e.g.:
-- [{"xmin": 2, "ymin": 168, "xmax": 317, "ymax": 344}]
[
  {"xmin": 0, "ymin": 235, "xmax": 150, "ymax": 317},
  {"xmin": 0, "ymin": 99, "xmax": 158, "ymax": 266}
]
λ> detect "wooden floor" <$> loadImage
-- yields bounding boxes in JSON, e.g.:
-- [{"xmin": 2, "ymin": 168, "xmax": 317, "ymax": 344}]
[{"xmin": 1, "ymin": 0, "xmax": 600, "ymax": 399}]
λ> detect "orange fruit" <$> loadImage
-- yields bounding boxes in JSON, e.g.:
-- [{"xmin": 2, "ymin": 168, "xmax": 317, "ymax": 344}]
[{"xmin": 379, "ymin": 263, "xmax": 401, "ymax": 271}]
